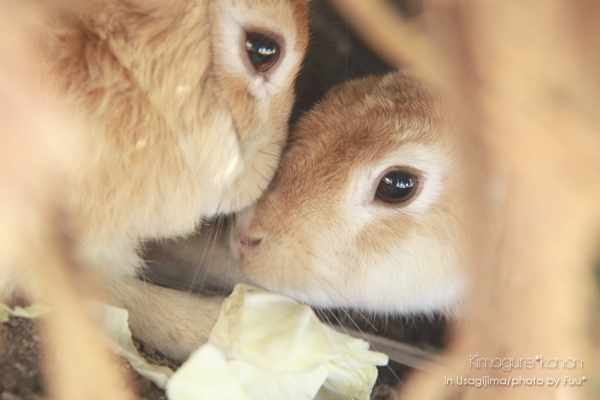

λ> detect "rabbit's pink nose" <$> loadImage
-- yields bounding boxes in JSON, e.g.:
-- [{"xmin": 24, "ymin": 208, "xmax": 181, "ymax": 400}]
[{"xmin": 238, "ymin": 234, "xmax": 262, "ymax": 248}]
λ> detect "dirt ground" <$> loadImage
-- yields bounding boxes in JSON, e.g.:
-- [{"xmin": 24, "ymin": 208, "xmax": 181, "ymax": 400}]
[
  {"xmin": 0, "ymin": 317, "xmax": 175, "ymax": 400},
  {"xmin": 0, "ymin": 312, "xmax": 445, "ymax": 399}
]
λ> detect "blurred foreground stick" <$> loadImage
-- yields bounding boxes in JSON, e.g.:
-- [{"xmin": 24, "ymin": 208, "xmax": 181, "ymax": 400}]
[
  {"xmin": 0, "ymin": 2, "xmax": 133, "ymax": 399},
  {"xmin": 328, "ymin": 0, "xmax": 600, "ymax": 399}
]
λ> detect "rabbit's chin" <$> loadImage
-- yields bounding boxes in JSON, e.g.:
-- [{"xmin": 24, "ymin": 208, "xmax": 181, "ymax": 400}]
[
  {"xmin": 278, "ymin": 278, "xmax": 466, "ymax": 316},
  {"xmin": 233, "ymin": 236, "xmax": 466, "ymax": 316},
  {"xmin": 239, "ymin": 268, "xmax": 466, "ymax": 316},
  {"xmin": 201, "ymin": 140, "xmax": 283, "ymax": 217}
]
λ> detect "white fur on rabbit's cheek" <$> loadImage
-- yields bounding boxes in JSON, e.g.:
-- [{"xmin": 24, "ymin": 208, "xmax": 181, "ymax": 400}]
[
  {"xmin": 356, "ymin": 237, "xmax": 466, "ymax": 313},
  {"xmin": 220, "ymin": 140, "xmax": 281, "ymax": 214},
  {"xmin": 283, "ymin": 235, "xmax": 465, "ymax": 313},
  {"xmin": 347, "ymin": 142, "xmax": 449, "ymax": 216},
  {"xmin": 177, "ymin": 111, "xmax": 244, "ymax": 216},
  {"xmin": 192, "ymin": 124, "xmax": 281, "ymax": 216},
  {"xmin": 216, "ymin": 4, "xmax": 303, "ymax": 101}
]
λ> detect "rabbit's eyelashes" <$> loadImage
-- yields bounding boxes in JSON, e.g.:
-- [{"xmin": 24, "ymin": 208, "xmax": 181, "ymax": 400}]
[{"xmin": 233, "ymin": 72, "xmax": 468, "ymax": 315}]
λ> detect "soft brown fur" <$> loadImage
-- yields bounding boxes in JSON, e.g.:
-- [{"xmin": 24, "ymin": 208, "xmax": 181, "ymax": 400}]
[
  {"xmin": 233, "ymin": 71, "xmax": 478, "ymax": 315},
  {"xmin": 1, "ymin": 0, "xmax": 309, "ymax": 360}
]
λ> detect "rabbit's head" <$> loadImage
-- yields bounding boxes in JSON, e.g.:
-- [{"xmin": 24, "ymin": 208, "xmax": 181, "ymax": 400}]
[
  {"xmin": 233, "ymin": 72, "xmax": 471, "ymax": 314},
  {"xmin": 45, "ymin": 0, "xmax": 309, "ymax": 245},
  {"xmin": 199, "ymin": 0, "xmax": 310, "ymax": 214}
]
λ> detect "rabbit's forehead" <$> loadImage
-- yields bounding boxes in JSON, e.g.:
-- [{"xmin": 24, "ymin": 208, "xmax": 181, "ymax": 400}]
[
  {"xmin": 270, "ymin": 140, "xmax": 452, "ymax": 239},
  {"xmin": 287, "ymin": 112, "xmax": 443, "ymax": 168},
  {"xmin": 275, "ymin": 116, "xmax": 451, "ymax": 216}
]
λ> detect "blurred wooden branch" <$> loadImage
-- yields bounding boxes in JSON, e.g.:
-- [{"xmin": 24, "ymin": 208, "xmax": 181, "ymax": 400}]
[
  {"xmin": 327, "ymin": 0, "xmax": 447, "ymax": 89},
  {"xmin": 0, "ymin": 3, "xmax": 133, "ymax": 399},
  {"xmin": 328, "ymin": 0, "xmax": 600, "ymax": 399}
]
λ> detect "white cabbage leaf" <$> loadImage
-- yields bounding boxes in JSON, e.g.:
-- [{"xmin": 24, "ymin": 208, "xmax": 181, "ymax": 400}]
[
  {"xmin": 166, "ymin": 284, "xmax": 388, "ymax": 400},
  {"xmin": 0, "ymin": 302, "xmax": 51, "ymax": 321}
]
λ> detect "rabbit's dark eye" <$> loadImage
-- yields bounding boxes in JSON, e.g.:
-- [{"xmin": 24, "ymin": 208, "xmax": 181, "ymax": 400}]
[
  {"xmin": 245, "ymin": 32, "xmax": 280, "ymax": 73},
  {"xmin": 375, "ymin": 169, "xmax": 418, "ymax": 204}
]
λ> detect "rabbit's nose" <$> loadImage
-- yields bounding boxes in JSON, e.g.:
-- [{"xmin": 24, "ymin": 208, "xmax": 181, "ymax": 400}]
[{"xmin": 238, "ymin": 233, "xmax": 263, "ymax": 248}]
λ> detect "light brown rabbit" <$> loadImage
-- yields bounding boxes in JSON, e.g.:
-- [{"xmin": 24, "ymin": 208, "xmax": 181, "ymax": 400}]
[
  {"xmin": 232, "ymin": 71, "xmax": 479, "ymax": 315},
  {"xmin": 0, "ymin": 0, "xmax": 309, "ymax": 361}
]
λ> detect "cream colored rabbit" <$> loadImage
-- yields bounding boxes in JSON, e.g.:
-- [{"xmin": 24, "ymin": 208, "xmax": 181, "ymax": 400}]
[
  {"xmin": 0, "ymin": 0, "xmax": 308, "ymax": 360},
  {"xmin": 232, "ymin": 71, "xmax": 477, "ymax": 315}
]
